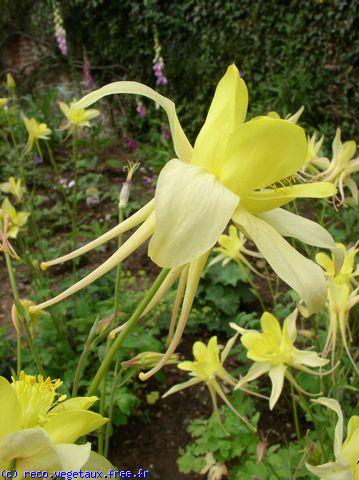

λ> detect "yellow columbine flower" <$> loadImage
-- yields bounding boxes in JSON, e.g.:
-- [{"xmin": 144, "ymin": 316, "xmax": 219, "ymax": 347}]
[
  {"xmin": 316, "ymin": 244, "xmax": 359, "ymax": 373},
  {"xmin": 232, "ymin": 310, "xmax": 329, "ymax": 410},
  {"xmin": 306, "ymin": 398, "xmax": 359, "ymax": 480},
  {"xmin": 163, "ymin": 336, "xmax": 256, "ymax": 431},
  {"xmin": 210, "ymin": 224, "xmax": 263, "ymax": 276},
  {"xmin": 0, "ymin": 197, "xmax": 29, "ymax": 238},
  {"xmin": 32, "ymin": 65, "xmax": 338, "ymax": 380},
  {"xmin": 267, "ymin": 105, "xmax": 304, "ymax": 124},
  {"xmin": 23, "ymin": 117, "xmax": 51, "ymax": 156},
  {"xmin": 0, "ymin": 372, "xmax": 110, "ymax": 471},
  {"xmin": 59, "ymin": 100, "xmax": 100, "ymax": 133},
  {"xmin": 0, "ymin": 97, "xmax": 9, "ymax": 109},
  {"xmin": 314, "ymin": 128, "xmax": 358, "ymax": 206},
  {"xmin": 0, "ymin": 177, "xmax": 25, "ymax": 203}
]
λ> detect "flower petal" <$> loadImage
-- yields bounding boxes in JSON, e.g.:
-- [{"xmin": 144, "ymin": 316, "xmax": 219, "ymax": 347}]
[
  {"xmin": 192, "ymin": 64, "xmax": 248, "ymax": 173},
  {"xmin": 215, "ymin": 118, "xmax": 307, "ymax": 197},
  {"xmin": 241, "ymin": 182, "xmax": 336, "ymax": 214},
  {"xmin": 233, "ymin": 207, "xmax": 327, "ymax": 315},
  {"xmin": 236, "ymin": 362, "xmax": 271, "ymax": 389},
  {"xmin": 268, "ymin": 364, "xmax": 286, "ymax": 410},
  {"xmin": 260, "ymin": 312, "xmax": 282, "ymax": 342},
  {"xmin": 258, "ymin": 208, "xmax": 336, "ymax": 249},
  {"xmin": 43, "ymin": 410, "xmax": 107, "ymax": 444},
  {"xmin": 306, "ymin": 461, "xmax": 352, "ymax": 479},
  {"xmin": 162, "ymin": 377, "xmax": 202, "ymax": 398},
  {"xmin": 312, "ymin": 397, "xmax": 343, "ymax": 458},
  {"xmin": 71, "ymin": 82, "xmax": 193, "ymax": 162},
  {"xmin": 0, "ymin": 377, "xmax": 21, "ymax": 442},
  {"xmin": 341, "ymin": 416, "xmax": 359, "ymax": 466},
  {"xmin": 50, "ymin": 396, "xmax": 98, "ymax": 413},
  {"xmin": 292, "ymin": 348, "xmax": 328, "ymax": 367},
  {"xmin": 149, "ymin": 159, "xmax": 239, "ymax": 268},
  {"xmin": 82, "ymin": 451, "xmax": 116, "ymax": 472}
]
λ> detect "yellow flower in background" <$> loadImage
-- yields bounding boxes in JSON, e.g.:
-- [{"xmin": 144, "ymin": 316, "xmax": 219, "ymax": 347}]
[
  {"xmin": 32, "ymin": 65, "xmax": 338, "ymax": 381},
  {"xmin": 6, "ymin": 73, "xmax": 16, "ymax": 91},
  {"xmin": 317, "ymin": 243, "xmax": 358, "ymax": 288},
  {"xmin": 314, "ymin": 128, "xmax": 358, "ymax": 206},
  {"xmin": 316, "ymin": 244, "xmax": 359, "ymax": 373},
  {"xmin": 266, "ymin": 105, "xmax": 304, "ymax": 124},
  {"xmin": 232, "ymin": 310, "xmax": 329, "ymax": 410},
  {"xmin": 0, "ymin": 373, "xmax": 111, "ymax": 472},
  {"xmin": 210, "ymin": 224, "xmax": 263, "ymax": 276},
  {"xmin": 0, "ymin": 177, "xmax": 25, "ymax": 203},
  {"xmin": 0, "ymin": 197, "xmax": 29, "ymax": 238},
  {"xmin": 300, "ymin": 133, "xmax": 327, "ymax": 175},
  {"xmin": 306, "ymin": 398, "xmax": 359, "ymax": 480},
  {"xmin": 59, "ymin": 100, "xmax": 100, "ymax": 133},
  {"xmin": 23, "ymin": 117, "xmax": 51, "ymax": 156},
  {"xmin": 163, "ymin": 336, "xmax": 256, "ymax": 431},
  {"xmin": 0, "ymin": 98, "xmax": 9, "ymax": 109}
]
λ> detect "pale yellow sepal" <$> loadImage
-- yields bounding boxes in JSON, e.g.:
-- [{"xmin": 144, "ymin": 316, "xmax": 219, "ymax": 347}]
[
  {"xmin": 148, "ymin": 159, "xmax": 239, "ymax": 268},
  {"xmin": 233, "ymin": 206, "xmax": 327, "ymax": 314},
  {"xmin": 71, "ymin": 82, "xmax": 193, "ymax": 162}
]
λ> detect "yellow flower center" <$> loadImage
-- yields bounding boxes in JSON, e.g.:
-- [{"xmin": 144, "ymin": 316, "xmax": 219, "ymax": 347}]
[{"xmin": 11, "ymin": 371, "xmax": 63, "ymax": 428}]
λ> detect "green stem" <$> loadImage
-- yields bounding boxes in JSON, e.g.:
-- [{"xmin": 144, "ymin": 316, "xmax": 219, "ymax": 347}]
[
  {"xmin": 71, "ymin": 129, "xmax": 79, "ymax": 251},
  {"xmin": 5, "ymin": 252, "xmax": 44, "ymax": 375},
  {"xmin": 44, "ymin": 141, "xmax": 72, "ymax": 216},
  {"xmin": 87, "ymin": 269, "xmax": 169, "ymax": 396},
  {"xmin": 104, "ymin": 368, "xmax": 136, "ymax": 457},
  {"xmin": 290, "ymin": 381, "xmax": 301, "ymax": 441},
  {"xmin": 113, "ymin": 207, "xmax": 124, "ymax": 320},
  {"xmin": 5, "ymin": 251, "xmax": 22, "ymax": 374}
]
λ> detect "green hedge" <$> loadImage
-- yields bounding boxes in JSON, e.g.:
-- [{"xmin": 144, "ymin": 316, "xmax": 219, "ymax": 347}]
[{"xmin": 2, "ymin": 0, "xmax": 358, "ymax": 138}]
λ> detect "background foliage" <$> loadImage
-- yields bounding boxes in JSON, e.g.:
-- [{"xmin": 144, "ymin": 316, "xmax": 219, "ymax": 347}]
[{"xmin": 1, "ymin": 0, "xmax": 358, "ymax": 139}]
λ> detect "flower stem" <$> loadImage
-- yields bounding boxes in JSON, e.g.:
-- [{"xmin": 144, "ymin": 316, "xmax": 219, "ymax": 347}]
[
  {"xmin": 5, "ymin": 252, "xmax": 44, "ymax": 375},
  {"xmin": 290, "ymin": 381, "xmax": 301, "ymax": 441},
  {"xmin": 113, "ymin": 207, "xmax": 125, "ymax": 320},
  {"xmin": 87, "ymin": 268, "xmax": 169, "ymax": 396}
]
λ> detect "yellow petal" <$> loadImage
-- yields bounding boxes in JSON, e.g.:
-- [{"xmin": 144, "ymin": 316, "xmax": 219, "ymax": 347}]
[
  {"xmin": 148, "ymin": 159, "xmax": 239, "ymax": 268},
  {"xmin": 291, "ymin": 349, "xmax": 329, "ymax": 368},
  {"xmin": 50, "ymin": 396, "xmax": 98, "ymax": 413},
  {"xmin": 0, "ymin": 377, "xmax": 21, "ymax": 442},
  {"xmin": 71, "ymin": 82, "xmax": 193, "ymax": 162},
  {"xmin": 192, "ymin": 64, "xmax": 248, "ymax": 173},
  {"xmin": 233, "ymin": 207, "xmax": 327, "ymax": 315},
  {"xmin": 268, "ymin": 364, "xmax": 286, "ymax": 410},
  {"xmin": 215, "ymin": 118, "xmax": 307, "ymax": 197},
  {"xmin": 235, "ymin": 362, "xmax": 270, "ymax": 389},
  {"xmin": 162, "ymin": 377, "xmax": 202, "ymax": 398},
  {"xmin": 43, "ymin": 410, "xmax": 107, "ymax": 444},
  {"xmin": 82, "ymin": 451, "xmax": 116, "ymax": 472},
  {"xmin": 341, "ymin": 416, "xmax": 359, "ymax": 466},
  {"xmin": 312, "ymin": 398, "xmax": 343, "ymax": 458},
  {"xmin": 193, "ymin": 341, "xmax": 208, "ymax": 361},
  {"xmin": 282, "ymin": 309, "xmax": 298, "ymax": 343},
  {"xmin": 54, "ymin": 443, "xmax": 91, "ymax": 471},
  {"xmin": 260, "ymin": 312, "xmax": 282, "ymax": 342},
  {"xmin": 241, "ymin": 182, "xmax": 336, "ymax": 214},
  {"xmin": 306, "ymin": 461, "xmax": 351, "ymax": 479},
  {"xmin": 259, "ymin": 208, "xmax": 336, "ymax": 249}
]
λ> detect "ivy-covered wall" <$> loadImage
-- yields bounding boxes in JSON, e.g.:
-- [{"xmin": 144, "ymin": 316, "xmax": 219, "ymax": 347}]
[{"xmin": 2, "ymin": 0, "xmax": 358, "ymax": 138}]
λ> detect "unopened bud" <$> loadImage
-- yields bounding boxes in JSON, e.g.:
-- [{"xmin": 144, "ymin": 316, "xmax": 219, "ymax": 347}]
[
  {"xmin": 122, "ymin": 351, "xmax": 178, "ymax": 370},
  {"xmin": 298, "ymin": 329, "xmax": 315, "ymax": 338}
]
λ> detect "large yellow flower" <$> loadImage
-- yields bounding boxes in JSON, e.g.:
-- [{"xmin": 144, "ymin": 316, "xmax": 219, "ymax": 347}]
[
  {"xmin": 0, "ymin": 372, "xmax": 110, "ymax": 472},
  {"xmin": 232, "ymin": 310, "xmax": 329, "ymax": 409},
  {"xmin": 32, "ymin": 65, "xmax": 337, "ymax": 379},
  {"xmin": 306, "ymin": 398, "xmax": 359, "ymax": 480}
]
